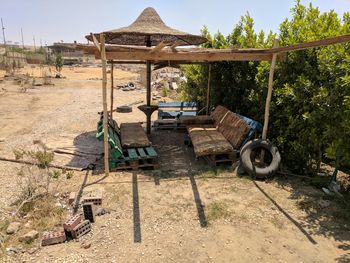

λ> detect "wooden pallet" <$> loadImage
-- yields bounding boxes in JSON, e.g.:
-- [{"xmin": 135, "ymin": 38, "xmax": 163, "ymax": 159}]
[
  {"xmin": 112, "ymin": 158, "xmax": 159, "ymax": 171},
  {"xmin": 202, "ymin": 152, "xmax": 236, "ymax": 166},
  {"xmin": 110, "ymin": 146, "xmax": 159, "ymax": 170},
  {"xmin": 153, "ymin": 119, "xmax": 186, "ymax": 130}
]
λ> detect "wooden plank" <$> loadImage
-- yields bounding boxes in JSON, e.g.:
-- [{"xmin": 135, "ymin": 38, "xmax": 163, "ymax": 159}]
[
  {"xmin": 127, "ymin": 148, "xmax": 139, "ymax": 160},
  {"xmin": 269, "ymin": 34, "xmax": 350, "ymax": 54},
  {"xmin": 101, "ymin": 33, "xmax": 109, "ymax": 176},
  {"xmin": 150, "ymin": 42, "xmax": 167, "ymax": 53},
  {"xmin": 97, "ymin": 50, "xmax": 273, "ymax": 62},
  {"xmin": 137, "ymin": 148, "xmax": 147, "ymax": 158},
  {"xmin": 91, "ymin": 33, "xmax": 101, "ymax": 53},
  {"xmin": 262, "ymin": 39, "xmax": 279, "ymax": 140},
  {"xmin": 170, "ymin": 41, "xmax": 181, "ymax": 52},
  {"xmin": 120, "ymin": 123, "xmax": 151, "ymax": 148},
  {"xmin": 144, "ymin": 147, "xmax": 158, "ymax": 158},
  {"xmin": 206, "ymin": 63, "xmax": 212, "ymax": 115},
  {"xmin": 110, "ymin": 62, "xmax": 114, "ymax": 120}
]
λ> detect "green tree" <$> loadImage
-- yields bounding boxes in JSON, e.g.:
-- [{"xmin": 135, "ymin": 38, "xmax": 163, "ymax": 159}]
[
  {"xmin": 55, "ymin": 54, "xmax": 64, "ymax": 73},
  {"xmin": 181, "ymin": 1, "xmax": 350, "ymax": 174}
]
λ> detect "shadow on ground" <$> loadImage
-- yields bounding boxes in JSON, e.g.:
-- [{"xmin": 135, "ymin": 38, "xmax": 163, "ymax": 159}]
[
  {"xmin": 69, "ymin": 128, "xmax": 350, "ymax": 257},
  {"xmin": 64, "ymin": 131, "xmax": 103, "ymax": 172},
  {"xmin": 265, "ymin": 175, "xmax": 350, "ymax": 261}
]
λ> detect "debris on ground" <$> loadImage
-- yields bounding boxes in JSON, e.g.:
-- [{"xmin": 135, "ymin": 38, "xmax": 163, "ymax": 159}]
[
  {"xmin": 19, "ymin": 230, "xmax": 39, "ymax": 243},
  {"xmin": 6, "ymin": 222, "xmax": 21, "ymax": 235}
]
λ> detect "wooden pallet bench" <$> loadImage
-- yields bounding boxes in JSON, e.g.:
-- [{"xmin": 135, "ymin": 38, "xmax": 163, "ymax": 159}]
[
  {"xmin": 153, "ymin": 119, "xmax": 186, "ymax": 130},
  {"xmin": 96, "ymin": 118, "xmax": 159, "ymax": 170},
  {"xmin": 154, "ymin": 102, "xmax": 198, "ymax": 130},
  {"xmin": 187, "ymin": 106, "xmax": 262, "ymax": 167},
  {"xmin": 111, "ymin": 146, "xmax": 159, "ymax": 170},
  {"xmin": 202, "ymin": 152, "xmax": 237, "ymax": 166}
]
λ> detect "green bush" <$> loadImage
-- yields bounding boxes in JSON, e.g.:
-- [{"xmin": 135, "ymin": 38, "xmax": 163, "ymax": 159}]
[{"xmin": 181, "ymin": 1, "xmax": 350, "ymax": 174}]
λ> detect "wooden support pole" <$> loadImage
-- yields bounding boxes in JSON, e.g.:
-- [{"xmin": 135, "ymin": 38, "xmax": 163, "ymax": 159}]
[
  {"xmin": 145, "ymin": 35, "xmax": 152, "ymax": 135},
  {"xmin": 262, "ymin": 39, "xmax": 279, "ymax": 140},
  {"xmin": 110, "ymin": 62, "xmax": 114, "ymax": 120},
  {"xmin": 100, "ymin": 34, "xmax": 109, "ymax": 176},
  {"xmin": 146, "ymin": 60, "xmax": 151, "ymax": 134},
  {"xmin": 206, "ymin": 63, "xmax": 212, "ymax": 115}
]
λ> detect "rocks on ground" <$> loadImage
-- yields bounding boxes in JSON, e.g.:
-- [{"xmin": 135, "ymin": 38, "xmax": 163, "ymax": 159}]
[
  {"xmin": 19, "ymin": 230, "xmax": 39, "ymax": 243},
  {"xmin": 6, "ymin": 222, "xmax": 21, "ymax": 235}
]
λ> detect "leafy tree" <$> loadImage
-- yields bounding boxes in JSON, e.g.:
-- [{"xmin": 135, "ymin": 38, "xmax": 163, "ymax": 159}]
[
  {"xmin": 55, "ymin": 54, "xmax": 64, "ymax": 73},
  {"xmin": 180, "ymin": 1, "xmax": 350, "ymax": 174}
]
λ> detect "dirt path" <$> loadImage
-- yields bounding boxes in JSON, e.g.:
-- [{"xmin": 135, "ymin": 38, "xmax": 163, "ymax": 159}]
[{"xmin": 0, "ymin": 68, "xmax": 349, "ymax": 263}]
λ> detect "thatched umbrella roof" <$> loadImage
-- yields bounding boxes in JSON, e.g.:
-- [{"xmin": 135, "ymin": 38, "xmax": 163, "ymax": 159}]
[{"xmin": 86, "ymin": 7, "xmax": 207, "ymax": 46}]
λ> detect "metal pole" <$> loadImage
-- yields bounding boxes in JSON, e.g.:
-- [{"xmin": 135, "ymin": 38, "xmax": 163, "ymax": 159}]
[
  {"xmin": 1, "ymin": 18, "xmax": 6, "ymax": 47},
  {"xmin": 33, "ymin": 35, "xmax": 36, "ymax": 51},
  {"xmin": 21, "ymin": 28, "xmax": 24, "ymax": 49}
]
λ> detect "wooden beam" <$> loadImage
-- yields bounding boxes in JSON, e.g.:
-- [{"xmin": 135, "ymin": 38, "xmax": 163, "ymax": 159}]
[
  {"xmin": 269, "ymin": 34, "xmax": 350, "ymax": 54},
  {"xmin": 100, "ymin": 33, "xmax": 109, "ymax": 176},
  {"xmin": 206, "ymin": 63, "xmax": 212, "ymax": 115},
  {"xmin": 107, "ymin": 60, "xmax": 146, "ymax": 64},
  {"xmin": 96, "ymin": 50, "xmax": 273, "ymax": 61},
  {"xmin": 77, "ymin": 34, "xmax": 350, "ymax": 57},
  {"xmin": 150, "ymin": 42, "xmax": 167, "ymax": 53},
  {"xmin": 262, "ymin": 39, "xmax": 279, "ymax": 140},
  {"xmin": 91, "ymin": 33, "xmax": 101, "ymax": 53},
  {"xmin": 110, "ymin": 62, "xmax": 114, "ymax": 120},
  {"xmin": 170, "ymin": 41, "xmax": 181, "ymax": 52}
]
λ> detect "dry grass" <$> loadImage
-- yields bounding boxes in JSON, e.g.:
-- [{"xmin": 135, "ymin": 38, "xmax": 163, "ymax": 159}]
[
  {"xmin": 28, "ymin": 197, "xmax": 65, "ymax": 231},
  {"xmin": 206, "ymin": 201, "xmax": 231, "ymax": 223}
]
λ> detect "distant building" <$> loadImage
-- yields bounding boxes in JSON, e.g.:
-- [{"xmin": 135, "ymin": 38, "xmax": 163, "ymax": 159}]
[{"xmin": 48, "ymin": 42, "xmax": 84, "ymax": 65}]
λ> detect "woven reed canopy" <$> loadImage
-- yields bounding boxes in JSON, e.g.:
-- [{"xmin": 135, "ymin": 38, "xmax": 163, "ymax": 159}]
[{"xmin": 86, "ymin": 7, "xmax": 207, "ymax": 46}]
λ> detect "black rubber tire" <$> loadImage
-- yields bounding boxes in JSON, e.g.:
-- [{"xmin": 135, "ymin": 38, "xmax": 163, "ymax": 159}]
[
  {"xmin": 240, "ymin": 139, "xmax": 281, "ymax": 179},
  {"xmin": 116, "ymin": 105, "xmax": 132, "ymax": 113}
]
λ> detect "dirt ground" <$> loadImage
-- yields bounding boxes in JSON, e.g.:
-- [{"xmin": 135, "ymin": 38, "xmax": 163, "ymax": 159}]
[{"xmin": 0, "ymin": 66, "xmax": 349, "ymax": 263}]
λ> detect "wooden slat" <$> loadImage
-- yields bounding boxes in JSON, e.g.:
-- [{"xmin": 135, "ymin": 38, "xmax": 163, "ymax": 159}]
[
  {"xmin": 137, "ymin": 148, "xmax": 147, "ymax": 158},
  {"xmin": 145, "ymin": 147, "xmax": 158, "ymax": 158},
  {"xmin": 127, "ymin": 148, "xmax": 139, "ymax": 160}
]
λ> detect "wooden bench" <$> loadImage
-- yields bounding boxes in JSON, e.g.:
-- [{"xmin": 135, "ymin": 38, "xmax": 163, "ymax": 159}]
[
  {"xmin": 96, "ymin": 119, "xmax": 158, "ymax": 170},
  {"xmin": 154, "ymin": 101, "xmax": 198, "ymax": 130},
  {"xmin": 187, "ymin": 106, "xmax": 262, "ymax": 166}
]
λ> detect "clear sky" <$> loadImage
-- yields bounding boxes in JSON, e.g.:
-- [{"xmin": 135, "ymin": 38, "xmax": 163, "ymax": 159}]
[{"xmin": 0, "ymin": 0, "xmax": 349, "ymax": 46}]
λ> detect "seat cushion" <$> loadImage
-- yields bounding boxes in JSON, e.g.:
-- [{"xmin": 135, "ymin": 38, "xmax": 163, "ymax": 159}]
[
  {"xmin": 120, "ymin": 123, "xmax": 151, "ymax": 148},
  {"xmin": 216, "ymin": 110, "xmax": 250, "ymax": 149},
  {"xmin": 188, "ymin": 126, "xmax": 233, "ymax": 156},
  {"xmin": 210, "ymin": 105, "xmax": 229, "ymax": 126},
  {"xmin": 180, "ymin": 115, "xmax": 213, "ymax": 125}
]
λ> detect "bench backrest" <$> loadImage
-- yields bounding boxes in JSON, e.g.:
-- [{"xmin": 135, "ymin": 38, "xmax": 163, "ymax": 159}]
[
  {"xmin": 96, "ymin": 119, "xmax": 123, "ymax": 160},
  {"xmin": 158, "ymin": 101, "xmax": 198, "ymax": 119},
  {"xmin": 210, "ymin": 105, "xmax": 251, "ymax": 149}
]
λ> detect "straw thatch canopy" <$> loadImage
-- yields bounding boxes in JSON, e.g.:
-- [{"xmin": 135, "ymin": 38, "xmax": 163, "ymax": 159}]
[{"xmin": 86, "ymin": 7, "xmax": 207, "ymax": 46}]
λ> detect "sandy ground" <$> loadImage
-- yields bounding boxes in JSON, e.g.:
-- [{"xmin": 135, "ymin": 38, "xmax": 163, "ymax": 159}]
[{"xmin": 0, "ymin": 67, "xmax": 349, "ymax": 263}]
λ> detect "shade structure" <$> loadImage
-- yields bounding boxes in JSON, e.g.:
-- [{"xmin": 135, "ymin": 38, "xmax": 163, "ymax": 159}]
[
  {"xmin": 87, "ymin": 7, "xmax": 207, "ymax": 134},
  {"xmin": 86, "ymin": 7, "xmax": 207, "ymax": 46}
]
